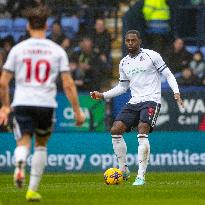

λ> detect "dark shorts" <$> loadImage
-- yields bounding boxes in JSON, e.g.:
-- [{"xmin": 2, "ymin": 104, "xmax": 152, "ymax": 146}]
[
  {"xmin": 13, "ymin": 106, "xmax": 54, "ymax": 140},
  {"xmin": 115, "ymin": 101, "xmax": 161, "ymax": 133}
]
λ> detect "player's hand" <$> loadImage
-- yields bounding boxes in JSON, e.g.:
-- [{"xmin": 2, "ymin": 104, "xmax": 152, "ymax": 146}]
[
  {"xmin": 174, "ymin": 93, "xmax": 184, "ymax": 108},
  {"xmin": 90, "ymin": 91, "xmax": 104, "ymax": 100},
  {"xmin": 74, "ymin": 110, "xmax": 86, "ymax": 126},
  {"xmin": 0, "ymin": 106, "xmax": 10, "ymax": 126}
]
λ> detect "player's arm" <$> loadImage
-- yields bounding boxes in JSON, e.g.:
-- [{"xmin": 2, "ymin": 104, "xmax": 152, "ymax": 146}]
[
  {"xmin": 153, "ymin": 51, "xmax": 184, "ymax": 108},
  {"xmin": 61, "ymin": 71, "xmax": 85, "ymax": 126},
  {"xmin": 90, "ymin": 60, "xmax": 129, "ymax": 100},
  {"xmin": 161, "ymin": 68, "xmax": 184, "ymax": 108},
  {"xmin": 90, "ymin": 80, "xmax": 129, "ymax": 100},
  {"xmin": 0, "ymin": 70, "xmax": 13, "ymax": 125},
  {"xmin": 164, "ymin": 72, "xmax": 184, "ymax": 107}
]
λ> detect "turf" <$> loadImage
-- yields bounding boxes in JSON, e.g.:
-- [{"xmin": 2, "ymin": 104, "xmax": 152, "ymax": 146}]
[{"xmin": 0, "ymin": 172, "xmax": 205, "ymax": 205}]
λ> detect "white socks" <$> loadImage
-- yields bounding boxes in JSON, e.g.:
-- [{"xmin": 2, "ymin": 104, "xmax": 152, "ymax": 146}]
[
  {"xmin": 137, "ymin": 134, "xmax": 150, "ymax": 179},
  {"xmin": 28, "ymin": 146, "xmax": 47, "ymax": 192},
  {"xmin": 112, "ymin": 135, "xmax": 127, "ymax": 170},
  {"xmin": 14, "ymin": 146, "xmax": 29, "ymax": 166}
]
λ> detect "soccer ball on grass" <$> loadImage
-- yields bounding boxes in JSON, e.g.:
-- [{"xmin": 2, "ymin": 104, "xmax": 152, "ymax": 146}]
[{"xmin": 103, "ymin": 168, "xmax": 123, "ymax": 185}]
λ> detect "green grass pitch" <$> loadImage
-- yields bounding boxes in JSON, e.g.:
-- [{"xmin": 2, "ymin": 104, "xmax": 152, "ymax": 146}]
[{"xmin": 0, "ymin": 172, "xmax": 205, "ymax": 205}]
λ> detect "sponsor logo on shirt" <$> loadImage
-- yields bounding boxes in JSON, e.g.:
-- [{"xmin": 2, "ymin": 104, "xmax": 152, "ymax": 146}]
[{"xmin": 126, "ymin": 67, "xmax": 146, "ymax": 76}]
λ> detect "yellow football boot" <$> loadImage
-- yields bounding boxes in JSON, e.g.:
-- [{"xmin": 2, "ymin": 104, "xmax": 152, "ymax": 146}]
[{"xmin": 26, "ymin": 189, "xmax": 42, "ymax": 202}]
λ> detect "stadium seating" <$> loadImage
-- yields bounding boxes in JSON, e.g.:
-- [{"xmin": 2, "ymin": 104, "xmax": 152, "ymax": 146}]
[
  {"xmin": 0, "ymin": 18, "xmax": 12, "ymax": 39},
  {"xmin": 185, "ymin": 45, "xmax": 198, "ymax": 54},
  {"xmin": 12, "ymin": 18, "xmax": 28, "ymax": 42},
  {"xmin": 60, "ymin": 16, "xmax": 79, "ymax": 39},
  {"xmin": 185, "ymin": 45, "xmax": 205, "ymax": 59},
  {"xmin": 46, "ymin": 16, "xmax": 56, "ymax": 37},
  {"xmin": 200, "ymin": 46, "xmax": 205, "ymax": 58},
  {"xmin": 0, "ymin": 16, "xmax": 80, "ymax": 42}
]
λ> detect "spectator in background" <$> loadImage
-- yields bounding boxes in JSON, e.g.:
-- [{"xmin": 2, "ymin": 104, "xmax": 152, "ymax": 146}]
[
  {"xmin": 200, "ymin": 75, "xmax": 205, "ymax": 86},
  {"xmin": 191, "ymin": 0, "xmax": 205, "ymax": 5},
  {"xmin": 71, "ymin": 37, "xmax": 109, "ymax": 91},
  {"xmin": 60, "ymin": 37, "xmax": 75, "ymax": 57},
  {"xmin": 82, "ymin": 0, "xmax": 120, "ymax": 8},
  {"xmin": 0, "ymin": 0, "xmax": 11, "ymax": 17},
  {"xmin": 7, "ymin": 0, "xmax": 46, "ymax": 17},
  {"xmin": 164, "ymin": 38, "xmax": 192, "ymax": 74},
  {"xmin": 1, "ymin": 37, "xmax": 15, "ymax": 88},
  {"xmin": 69, "ymin": 58, "xmax": 85, "ymax": 89},
  {"xmin": 48, "ymin": 21, "xmax": 66, "ymax": 45},
  {"xmin": 142, "ymin": 0, "xmax": 172, "ymax": 54},
  {"xmin": 177, "ymin": 66, "xmax": 199, "ymax": 86},
  {"xmin": 189, "ymin": 51, "xmax": 205, "ymax": 79},
  {"xmin": 2, "ymin": 36, "xmax": 14, "ymax": 57},
  {"xmin": 91, "ymin": 18, "xmax": 112, "ymax": 63}
]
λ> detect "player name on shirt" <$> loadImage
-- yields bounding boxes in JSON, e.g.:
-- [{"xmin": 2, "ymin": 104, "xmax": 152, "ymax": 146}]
[{"xmin": 23, "ymin": 49, "xmax": 52, "ymax": 55}]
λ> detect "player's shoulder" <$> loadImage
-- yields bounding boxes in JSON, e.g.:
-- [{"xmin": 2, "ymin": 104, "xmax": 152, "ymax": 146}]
[
  {"xmin": 141, "ymin": 48, "xmax": 161, "ymax": 58},
  {"xmin": 41, "ymin": 38, "xmax": 62, "ymax": 50},
  {"xmin": 141, "ymin": 48, "xmax": 160, "ymax": 56},
  {"xmin": 44, "ymin": 38, "xmax": 61, "ymax": 48},
  {"xmin": 45, "ymin": 38, "xmax": 67, "ymax": 56},
  {"xmin": 120, "ymin": 55, "xmax": 130, "ymax": 65},
  {"xmin": 9, "ymin": 39, "xmax": 29, "ymax": 53}
]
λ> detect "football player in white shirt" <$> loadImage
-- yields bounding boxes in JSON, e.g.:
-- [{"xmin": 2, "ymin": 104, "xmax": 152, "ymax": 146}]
[
  {"xmin": 0, "ymin": 6, "xmax": 85, "ymax": 201},
  {"xmin": 90, "ymin": 30, "xmax": 184, "ymax": 186}
]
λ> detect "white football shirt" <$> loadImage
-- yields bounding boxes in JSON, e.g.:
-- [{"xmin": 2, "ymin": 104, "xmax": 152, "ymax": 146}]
[
  {"xmin": 3, "ymin": 38, "xmax": 70, "ymax": 108},
  {"xmin": 119, "ymin": 48, "xmax": 170, "ymax": 104}
]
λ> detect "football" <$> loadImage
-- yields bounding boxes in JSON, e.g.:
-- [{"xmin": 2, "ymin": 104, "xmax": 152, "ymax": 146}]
[{"xmin": 103, "ymin": 168, "xmax": 123, "ymax": 185}]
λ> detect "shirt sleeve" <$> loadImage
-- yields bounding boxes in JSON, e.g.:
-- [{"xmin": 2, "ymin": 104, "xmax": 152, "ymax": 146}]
[
  {"xmin": 161, "ymin": 67, "xmax": 180, "ymax": 94},
  {"xmin": 103, "ymin": 81, "xmax": 129, "ymax": 99},
  {"xmin": 152, "ymin": 50, "xmax": 180, "ymax": 93},
  {"xmin": 3, "ymin": 47, "xmax": 16, "ymax": 72},
  {"xmin": 152, "ymin": 51, "xmax": 168, "ymax": 73},
  {"xmin": 59, "ymin": 49, "xmax": 70, "ymax": 72},
  {"xmin": 119, "ymin": 61, "xmax": 129, "ymax": 81}
]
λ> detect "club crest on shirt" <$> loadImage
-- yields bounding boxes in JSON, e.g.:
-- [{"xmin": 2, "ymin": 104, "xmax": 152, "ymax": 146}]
[{"xmin": 140, "ymin": 56, "xmax": 145, "ymax": 61}]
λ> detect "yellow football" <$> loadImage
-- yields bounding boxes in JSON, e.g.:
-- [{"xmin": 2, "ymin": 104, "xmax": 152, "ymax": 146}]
[{"xmin": 103, "ymin": 168, "xmax": 123, "ymax": 185}]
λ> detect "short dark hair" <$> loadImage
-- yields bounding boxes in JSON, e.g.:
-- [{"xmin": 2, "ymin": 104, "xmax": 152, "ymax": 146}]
[
  {"xmin": 80, "ymin": 36, "xmax": 92, "ymax": 42},
  {"xmin": 126, "ymin": 30, "xmax": 141, "ymax": 39},
  {"xmin": 23, "ymin": 6, "xmax": 50, "ymax": 29}
]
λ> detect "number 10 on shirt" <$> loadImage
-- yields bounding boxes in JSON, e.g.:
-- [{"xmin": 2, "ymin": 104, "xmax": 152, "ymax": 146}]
[{"xmin": 23, "ymin": 58, "xmax": 51, "ymax": 83}]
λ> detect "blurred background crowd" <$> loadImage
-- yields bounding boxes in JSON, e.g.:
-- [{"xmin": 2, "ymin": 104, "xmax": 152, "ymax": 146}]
[{"xmin": 0, "ymin": 0, "xmax": 205, "ymax": 92}]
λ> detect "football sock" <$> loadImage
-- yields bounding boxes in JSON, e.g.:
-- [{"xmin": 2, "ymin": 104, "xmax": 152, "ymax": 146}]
[
  {"xmin": 28, "ymin": 146, "xmax": 47, "ymax": 192},
  {"xmin": 14, "ymin": 146, "xmax": 29, "ymax": 167},
  {"xmin": 112, "ymin": 135, "xmax": 127, "ymax": 170},
  {"xmin": 137, "ymin": 134, "xmax": 150, "ymax": 179}
]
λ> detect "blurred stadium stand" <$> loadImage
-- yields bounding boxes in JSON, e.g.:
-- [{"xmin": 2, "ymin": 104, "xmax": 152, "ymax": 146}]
[
  {"xmin": 0, "ymin": 18, "xmax": 12, "ymax": 39},
  {"xmin": 0, "ymin": 0, "xmax": 204, "ymax": 132},
  {"xmin": 46, "ymin": 16, "xmax": 55, "ymax": 37},
  {"xmin": 12, "ymin": 17, "xmax": 28, "ymax": 42},
  {"xmin": 60, "ymin": 16, "xmax": 79, "ymax": 39}
]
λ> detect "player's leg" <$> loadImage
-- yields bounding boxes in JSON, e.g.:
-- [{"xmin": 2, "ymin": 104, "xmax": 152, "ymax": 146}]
[
  {"xmin": 133, "ymin": 122, "xmax": 150, "ymax": 186},
  {"xmin": 26, "ymin": 107, "xmax": 54, "ymax": 201},
  {"xmin": 110, "ymin": 121, "xmax": 129, "ymax": 179},
  {"xmin": 133, "ymin": 102, "xmax": 160, "ymax": 186},
  {"xmin": 13, "ymin": 107, "xmax": 33, "ymax": 188},
  {"xmin": 111, "ymin": 104, "xmax": 139, "ymax": 179},
  {"xmin": 14, "ymin": 134, "xmax": 31, "ymax": 188},
  {"xmin": 26, "ymin": 134, "xmax": 50, "ymax": 201}
]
